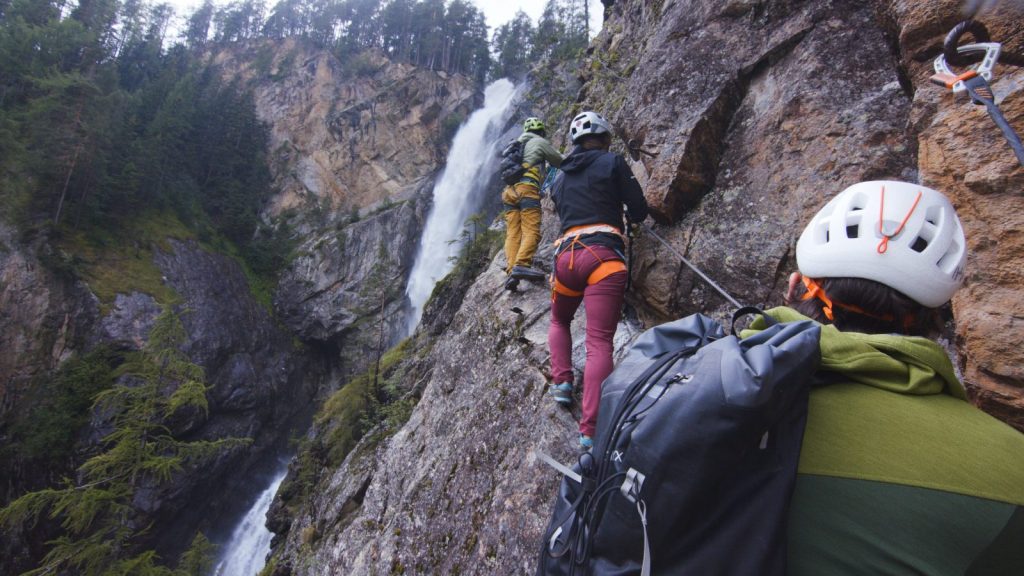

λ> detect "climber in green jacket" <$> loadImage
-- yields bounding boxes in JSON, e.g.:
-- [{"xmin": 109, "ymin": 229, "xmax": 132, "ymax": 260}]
[
  {"xmin": 503, "ymin": 117, "xmax": 564, "ymax": 291},
  {"xmin": 749, "ymin": 180, "xmax": 1024, "ymax": 575}
]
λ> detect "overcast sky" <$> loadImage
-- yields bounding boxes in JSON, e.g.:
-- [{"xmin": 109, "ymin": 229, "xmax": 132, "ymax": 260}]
[{"xmin": 162, "ymin": 0, "xmax": 602, "ymax": 39}]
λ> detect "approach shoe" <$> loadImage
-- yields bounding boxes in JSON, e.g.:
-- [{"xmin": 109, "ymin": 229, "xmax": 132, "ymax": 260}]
[
  {"xmin": 579, "ymin": 434, "xmax": 594, "ymax": 451},
  {"xmin": 510, "ymin": 265, "xmax": 546, "ymax": 282},
  {"xmin": 503, "ymin": 275, "xmax": 519, "ymax": 291},
  {"xmin": 550, "ymin": 382, "xmax": 573, "ymax": 405}
]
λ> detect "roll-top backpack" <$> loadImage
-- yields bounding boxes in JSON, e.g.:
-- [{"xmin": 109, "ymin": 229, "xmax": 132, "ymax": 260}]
[
  {"xmin": 536, "ymin": 310, "xmax": 821, "ymax": 576},
  {"xmin": 499, "ymin": 139, "xmax": 530, "ymax": 185}
]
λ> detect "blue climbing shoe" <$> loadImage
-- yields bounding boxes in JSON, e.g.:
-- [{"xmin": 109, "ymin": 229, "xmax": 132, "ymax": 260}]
[
  {"xmin": 550, "ymin": 382, "xmax": 573, "ymax": 405},
  {"xmin": 579, "ymin": 435, "xmax": 594, "ymax": 451}
]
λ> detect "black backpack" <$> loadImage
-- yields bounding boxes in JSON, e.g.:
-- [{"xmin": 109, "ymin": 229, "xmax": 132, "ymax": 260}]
[
  {"xmin": 536, "ymin": 310, "xmax": 821, "ymax": 576},
  {"xmin": 499, "ymin": 139, "xmax": 531, "ymax": 185}
]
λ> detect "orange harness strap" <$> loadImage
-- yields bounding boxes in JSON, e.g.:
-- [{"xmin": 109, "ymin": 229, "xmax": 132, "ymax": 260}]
[
  {"xmin": 550, "ymin": 224, "xmax": 628, "ymax": 298},
  {"xmin": 552, "ymin": 259, "xmax": 628, "ymax": 297},
  {"xmin": 587, "ymin": 260, "xmax": 627, "ymax": 285},
  {"xmin": 551, "ymin": 275, "xmax": 584, "ymax": 297}
]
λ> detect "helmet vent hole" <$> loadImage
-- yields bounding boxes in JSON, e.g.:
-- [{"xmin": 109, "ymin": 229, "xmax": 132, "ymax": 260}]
[
  {"xmin": 850, "ymin": 191, "xmax": 868, "ymax": 211},
  {"xmin": 937, "ymin": 239, "xmax": 964, "ymax": 273},
  {"xmin": 911, "ymin": 237, "xmax": 929, "ymax": 252},
  {"xmin": 846, "ymin": 225, "xmax": 859, "ymax": 239}
]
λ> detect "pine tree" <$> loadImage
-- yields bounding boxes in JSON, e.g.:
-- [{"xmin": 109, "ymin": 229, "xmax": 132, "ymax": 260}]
[
  {"xmin": 183, "ymin": 0, "xmax": 214, "ymax": 48},
  {"xmin": 0, "ymin": 308, "xmax": 247, "ymax": 575},
  {"xmin": 491, "ymin": 10, "xmax": 535, "ymax": 80}
]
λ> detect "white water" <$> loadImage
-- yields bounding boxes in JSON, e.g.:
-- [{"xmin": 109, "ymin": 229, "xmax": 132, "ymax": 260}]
[
  {"xmin": 214, "ymin": 467, "xmax": 288, "ymax": 576},
  {"xmin": 405, "ymin": 79, "xmax": 521, "ymax": 332}
]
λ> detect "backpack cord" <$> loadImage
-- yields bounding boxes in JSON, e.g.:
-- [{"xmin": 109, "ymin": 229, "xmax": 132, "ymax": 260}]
[{"xmin": 641, "ymin": 222, "xmax": 745, "ymax": 309}]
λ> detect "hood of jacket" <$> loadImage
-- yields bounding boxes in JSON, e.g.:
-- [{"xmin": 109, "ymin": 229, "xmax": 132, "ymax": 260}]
[
  {"xmin": 558, "ymin": 147, "xmax": 605, "ymax": 174},
  {"xmin": 747, "ymin": 307, "xmax": 966, "ymax": 400}
]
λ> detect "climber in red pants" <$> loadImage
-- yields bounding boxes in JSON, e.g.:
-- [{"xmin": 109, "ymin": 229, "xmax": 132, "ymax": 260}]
[{"xmin": 547, "ymin": 111, "xmax": 648, "ymax": 450}]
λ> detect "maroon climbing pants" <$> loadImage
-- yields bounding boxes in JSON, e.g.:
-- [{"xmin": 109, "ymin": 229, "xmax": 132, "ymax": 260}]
[{"xmin": 548, "ymin": 244, "xmax": 626, "ymax": 438}]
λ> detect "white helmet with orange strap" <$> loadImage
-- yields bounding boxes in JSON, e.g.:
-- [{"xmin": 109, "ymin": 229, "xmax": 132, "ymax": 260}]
[{"xmin": 796, "ymin": 180, "xmax": 967, "ymax": 308}]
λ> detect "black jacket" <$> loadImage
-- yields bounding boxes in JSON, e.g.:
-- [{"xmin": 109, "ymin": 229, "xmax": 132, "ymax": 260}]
[{"xmin": 550, "ymin": 147, "xmax": 649, "ymax": 253}]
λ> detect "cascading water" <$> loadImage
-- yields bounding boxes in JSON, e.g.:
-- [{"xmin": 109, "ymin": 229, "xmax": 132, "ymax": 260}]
[
  {"xmin": 405, "ymin": 79, "xmax": 522, "ymax": 332},
  {"xmin": 214, "ymin": 467, "xmax": 288, "ymax": 576}
]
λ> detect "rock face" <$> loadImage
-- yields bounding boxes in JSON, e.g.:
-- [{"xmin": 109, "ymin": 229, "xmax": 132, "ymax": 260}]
[
  {"xmin": 0, "ymin": 228, "xmax": 319, "ymax": 570},
  {"xmin": 0, "ymin": 224, "xmax": 98, "ymax": 433},
  {"xmin": 269, "ymin": 227, "xmax": 642, "ymax": 575},
  {"xmin": 266, "ymin": 0, "xmax": 1024, "ymax": 573},
  {"xmin": 894, "ymin": 2, "xmax": 1024, "ymax": 430},
  {"xmin": 275, "ymin": 181, "xmax": 429, "ymax": 346},
  {"xmin": 142, "ymin": 239, "xmax": 320, "ymax": 558},
  {"xmin": 214, "ymin": 38, "xmax": 480, "ymax": 364},
  {"xmin": 212, "ymin": 38, "xmax": 477, "ymax": 221}
]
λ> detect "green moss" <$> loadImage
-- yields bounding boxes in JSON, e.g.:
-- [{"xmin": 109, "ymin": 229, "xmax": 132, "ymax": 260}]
[
  {"xmin": 278, "ymin": 337, "xmax": 419, "ymax": 521},
  {"xmin": 55, "ymin": 209, "xmax": 287, "ymax": 313},
  {"xmin": 198, "ymin": 232, "xmax": 279, "ymax": 311},
  {"xmin": 317, "ymin": 373, "xmax": 372, "ymax": 467},
  {"xmin": 55, "ymin": 211, "xmax": 191, "ymax": 312}
]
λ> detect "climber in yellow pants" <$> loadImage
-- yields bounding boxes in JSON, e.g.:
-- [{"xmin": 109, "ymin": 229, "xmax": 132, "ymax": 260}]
[
  {"xmin": 503, "ymin": 117, "xmax": 564, "ymax": 291},
  {"xmin": 503, "ymin": 183, "xmax": 542, "ymax": 269}
]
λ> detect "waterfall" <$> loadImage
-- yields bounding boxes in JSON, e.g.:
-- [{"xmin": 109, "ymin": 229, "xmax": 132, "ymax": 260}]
[
  {"xmin": 405, "ymin": 79, "xmax": 521, "ymax": 332},
  {"xmin": 214, "ymin": 467, "xmax": 288, "ymax": 576}
]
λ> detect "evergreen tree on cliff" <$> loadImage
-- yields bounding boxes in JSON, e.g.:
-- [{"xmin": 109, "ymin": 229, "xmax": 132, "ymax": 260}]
[
  {"xmin": 492, "ymin": 10, "xmax": 536, "ymax": 80},
  {"xmin": 0, "ymin": 310, "xmax": 243, "ymax": 574}
]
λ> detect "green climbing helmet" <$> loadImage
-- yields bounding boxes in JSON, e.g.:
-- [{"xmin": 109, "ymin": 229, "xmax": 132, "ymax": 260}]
[{"xmin": 523, "ymin": 117, "xmax": 546, "ymax": 133}]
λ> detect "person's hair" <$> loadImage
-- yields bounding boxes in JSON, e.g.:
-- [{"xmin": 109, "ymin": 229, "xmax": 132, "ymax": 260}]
[
  {"xmin": 792, "ymin": 276, "xmax": 938, "ymax": 337},
  {"xmin": 577, "ymin": 132, "xmax": 611, "ymax": 149}
]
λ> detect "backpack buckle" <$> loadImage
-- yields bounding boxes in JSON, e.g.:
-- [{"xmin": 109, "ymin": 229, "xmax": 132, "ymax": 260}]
[
  {"xmin": 621, "ymin": 468, "xmax": 646, "ymax": 503},
  {"xmin": 932, "ymin": 42, "xmax": 1002, "ymax": 94}
]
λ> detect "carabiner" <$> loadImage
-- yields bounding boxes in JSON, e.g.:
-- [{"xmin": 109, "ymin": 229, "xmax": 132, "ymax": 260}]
[{"xmin": 933, "ymin": 42, "xmax": 1002, "ymax": 94}]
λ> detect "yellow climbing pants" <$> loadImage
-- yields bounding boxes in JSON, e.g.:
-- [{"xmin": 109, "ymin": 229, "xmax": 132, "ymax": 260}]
[{"xmin": 502, "ymin": 183, "xmax": 542, "ymax": 274}]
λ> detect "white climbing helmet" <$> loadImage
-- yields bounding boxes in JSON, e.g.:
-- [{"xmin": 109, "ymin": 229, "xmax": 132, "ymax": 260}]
[
  {"xmin": 796, "ymin": 180, "xmax": 967, "ymax": 308},
  {"xmin": 569, "ymin": 111, "xmax": 612, "ymax": 143}
]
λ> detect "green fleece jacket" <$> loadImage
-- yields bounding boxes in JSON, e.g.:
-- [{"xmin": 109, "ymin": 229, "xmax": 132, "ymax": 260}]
[
  {"xmin": 517, "ymin": 131, "xmax": 563, "ymax": 185},
  {"xmin": 749, "ymin": 307, "xmax": 1024, "ymax": 575}
]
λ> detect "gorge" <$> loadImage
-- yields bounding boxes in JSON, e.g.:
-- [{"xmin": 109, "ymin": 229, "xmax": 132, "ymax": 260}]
[{"xmin": 1, "ymin": 0, "xmax": 1023, "ymax": 574}]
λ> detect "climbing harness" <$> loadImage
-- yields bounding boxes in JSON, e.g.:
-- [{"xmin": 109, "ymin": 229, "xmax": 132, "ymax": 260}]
[
  {"xmin": 931, "ymin": 20, "xmax": 1024, "ymax": 167},
  {"xmin": 640, "ymin": 222, "xmax": 745, "ymax": 309},
  {"xmin": 550, "ymin": 224, "xmax": 628, "ymax": 298}
]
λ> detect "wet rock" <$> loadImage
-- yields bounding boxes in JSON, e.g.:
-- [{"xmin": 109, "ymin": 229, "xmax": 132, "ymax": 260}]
[{"xmin": 96, "ymin": 292, "xmax": 161, "ymax": 350}]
